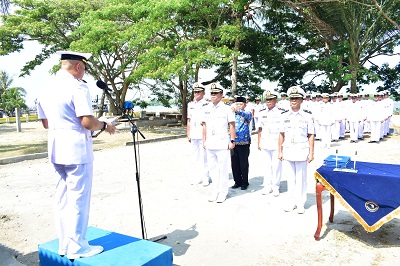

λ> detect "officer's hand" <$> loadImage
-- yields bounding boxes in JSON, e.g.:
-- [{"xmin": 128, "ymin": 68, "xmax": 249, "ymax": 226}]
[
  {"xmin": 278, "ymin": 152, "xmax": 283, "ymax": 161},
  {"xmin": 105, "ymin": 122, "xmax": 116, "ymax": 135},
  {"xmin": 228, "ymin": 142, "xmax": 235, "ymax": 150},
  {"xmin": 258, "ymin": 145, "xmax": 261, "ymax": 151},
  {"xmin": 307, "ymin": 153, "xmax": 314, "ymax": 163},
  {"xmin": 188, "ymin": 137, "xmax": 191, "ymax": 143}
]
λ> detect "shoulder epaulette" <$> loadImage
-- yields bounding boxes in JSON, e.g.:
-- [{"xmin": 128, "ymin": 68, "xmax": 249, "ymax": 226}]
[
  {"xmin": 281, "ymin": 110, "xmax": 289, "ymax": 114},
  {"xmin": 202, "ymin": 103, "xmax": 209, "ymax": 107},
  {"xmin": 303, "ymin": 109, "xmax": 312, "ymax": 114}
]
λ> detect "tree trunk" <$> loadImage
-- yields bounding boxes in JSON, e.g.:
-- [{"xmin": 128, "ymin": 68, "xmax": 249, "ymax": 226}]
[
  {"xmin": 231, "ymin": 39, "xmax": 240, "ymax": 96},
  {"xmin": 98, "ymin": 92, "xmax": 105, "ymax": 118},
  {"xmin": 180, "ymin": 79, "xmax": 188, "ymax": 126},
  {"xmin": 350, "ymin": 68, "xmax": 358, "ymax": 93}
]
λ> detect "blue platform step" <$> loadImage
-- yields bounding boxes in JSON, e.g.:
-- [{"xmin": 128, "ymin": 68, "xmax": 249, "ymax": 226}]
[{"xmin": 38, "ymin": 227, "xmax": 173, "ymax": 266}]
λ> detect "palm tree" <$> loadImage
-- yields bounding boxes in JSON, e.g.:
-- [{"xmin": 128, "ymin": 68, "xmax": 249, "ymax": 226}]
[
  {"xmin": 1, "ymin": 87, "xmax": 27, "ymax": 112},
  {"xmin": 0, "ymin": 70, "xmax": 27, "ymax": 115}
]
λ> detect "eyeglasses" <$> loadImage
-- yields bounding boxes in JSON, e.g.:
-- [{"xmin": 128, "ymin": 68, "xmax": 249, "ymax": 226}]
[
  {"xmin": 210, "ymin": 92, "xmax": 220, "ymax": 95},
  {"xmin": 194, "ymin": 91, "xmax": 203, "ymax": 94},
  {"xmin": 289, "ymin": 97, "xmax": 302, "ymax": 100}
]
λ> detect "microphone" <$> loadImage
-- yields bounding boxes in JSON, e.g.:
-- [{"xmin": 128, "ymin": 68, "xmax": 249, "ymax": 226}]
[{"xmin": 96, "ymin": 80, "xmax": 112, "ymax": 93}]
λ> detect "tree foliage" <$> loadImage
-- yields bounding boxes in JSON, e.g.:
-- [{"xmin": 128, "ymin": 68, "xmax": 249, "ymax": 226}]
[{"xmin": 277, "ymin": 0, "xmax": 400, "ymax": 93}]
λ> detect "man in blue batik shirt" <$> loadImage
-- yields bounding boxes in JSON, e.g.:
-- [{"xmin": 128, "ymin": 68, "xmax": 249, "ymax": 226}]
[{"xmin": 231, "ymin": 96, "xmax": 253, "ymax": 190}]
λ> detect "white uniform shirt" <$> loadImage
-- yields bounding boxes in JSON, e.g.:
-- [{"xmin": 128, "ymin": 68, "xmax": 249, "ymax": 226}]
[
  {"xmin": 317, "ymin": 102, "xmax": 334, "ymax": 125},
  {"xmin": 37, "ymin": 70, "xmax": 94, "ymax": 165},
  {"xmin": 253, "ymin": 102, "xmax": 264, "ymax": 119},
  {"xmin": 367, "ymin": 101, "xmax": 385, "ymax": 121},
  {"xmin": 346, "ymin": 101, "xmax": 362, "ymax": 122},
  {"xmin": 277, "ymin": 99, "xmax": 290, "ymax": 111},
  {"xmin": 203, "ymin": 101, "xmax": 235, "ymax": 150},
  {"xmin": 258, "ymin": 107, "xmax": 282, "ymax": 150},
  {"xmin": 279, "ymin": 110, "xmax": 314, "ymax": 161},
  {"xmin": 188, "ymin": 99, "xmax": 208, "ymax": 139}
]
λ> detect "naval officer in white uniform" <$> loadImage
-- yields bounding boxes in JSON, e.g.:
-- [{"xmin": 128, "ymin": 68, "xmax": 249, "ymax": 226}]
[
  {"xmin": 187, "ymin": 82, "xmax": 210, "ymax": 186},
  {"xmin": 37, "ymin": 51, "xmax": 116, "ymax": 259},
  {"xmin": 202, "ymin": 83, "xmax": 236, "ymax": 203},
  {"xmin": 278, "ymin": 86, "xmax": 315, "ymax": 214},
  {"xmin": 258, "ymin": 91, "xmax": 282, "ymax": 196}
]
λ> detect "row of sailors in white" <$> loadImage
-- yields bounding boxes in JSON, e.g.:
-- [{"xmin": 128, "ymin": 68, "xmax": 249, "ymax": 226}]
[
  {"xmin": 237, "ymin": 89, "xmax": 393, "ymax": 145},
  {"xmin": 299, "ymin": 91, "xmax": 393, "ymax": 145}
]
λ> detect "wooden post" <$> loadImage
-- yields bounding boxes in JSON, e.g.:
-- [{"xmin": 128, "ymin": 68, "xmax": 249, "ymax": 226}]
[{"xmin": 15, "ymin": 107, "xmax": 22, "ymax": 132}]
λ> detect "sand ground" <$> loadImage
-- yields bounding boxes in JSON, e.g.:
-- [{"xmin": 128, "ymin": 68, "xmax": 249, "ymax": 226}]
[{"xmin": 1, "ymin": 122, "xmax": 400, "ymax": 266}]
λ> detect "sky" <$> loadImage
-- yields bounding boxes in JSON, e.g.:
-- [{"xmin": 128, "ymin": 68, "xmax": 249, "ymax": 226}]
[{"xmin": 0, "ymin": 41, "xmax": 399, "ymax": 108}]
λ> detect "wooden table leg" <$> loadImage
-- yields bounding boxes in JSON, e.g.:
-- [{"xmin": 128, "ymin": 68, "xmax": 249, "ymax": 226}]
[
  {"xmin": 314, "ymin": 182, "xmax": 326, "ymax": 240},
  {"xmin": 329, "ymin": 193, "xmax": 334, "ymax": 222}
]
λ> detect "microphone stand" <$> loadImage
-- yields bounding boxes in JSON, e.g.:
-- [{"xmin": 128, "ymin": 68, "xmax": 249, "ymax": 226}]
[{"xmin": 101, "ymin": 88, "xmax": 166, "ymax": 242}]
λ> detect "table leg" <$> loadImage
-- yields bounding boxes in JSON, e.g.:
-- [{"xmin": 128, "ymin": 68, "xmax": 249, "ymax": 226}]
[
  {"xmin": 314, "ymin": 182, "xmax": 326, "ymax": 240},
  {"xmin": 329, "ymin": 193, "xmax": 334, "ymax": 222}
]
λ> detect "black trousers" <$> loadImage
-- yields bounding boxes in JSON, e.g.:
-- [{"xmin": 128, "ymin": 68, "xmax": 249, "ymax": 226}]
[{"xmin": 231, "ymin": 144, "xmax": 250, "ymax": 187}]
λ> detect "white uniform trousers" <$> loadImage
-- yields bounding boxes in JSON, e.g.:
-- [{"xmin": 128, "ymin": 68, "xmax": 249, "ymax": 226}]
[
  {"xmin": 349, "ymin": 121, "xmax": 359, "ymax": 141},
  {"xmin": 261, "ymin": 149, "xmax": 282, "ymax": 191},
  {"xmin": 358, "ymin": 121, "xmax": 364, "ymax": 138},
  {"xmin": 385, "ymin": 118, "xmax": 390, "ymax": 135},
  {"xmin": 53, "ymin": 163, "xmax": 93, "ymax": 255},
  {"xmin": 339, "ymin": 120, "xmax": 346, "ymax": 138},
  {"xmin": 314, "ymin": 122, "xmax": 321, "ymax": 140},
  {"xmin": 363, "ymin": 120, "xmax": 370, "ymax": 133},
  {"xmin": 331, "ymin": 121, "xmax": 340, "ymax": 141},
  {"xmin": 190, "ymin": 139, "xmax": 209, "ymax": 184},
  {"xmin": 370, "ymin": 121, "xmax": 381, "ymax": 142},
  {"xmin": 380, "ymin": 121, "xmax": 385, "ymax": 139},
  {"xmin": 206, "ymin": 149, "xmax": 230, "ymax": 200},
  {"xmin": 283, "ymin": 160, "xmax": 307, "ymax": 208},
  {"xmin": 319, "ymin": 124, "xmax": 332, "ymax": 148}
]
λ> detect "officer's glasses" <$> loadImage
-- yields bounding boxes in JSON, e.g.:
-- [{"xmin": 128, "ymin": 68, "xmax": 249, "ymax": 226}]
[{"xmin": 210, "ymin": 92, "xmax": 220, "ymax": 95}]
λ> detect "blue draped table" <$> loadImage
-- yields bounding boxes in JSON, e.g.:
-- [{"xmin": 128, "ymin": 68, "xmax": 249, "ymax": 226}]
[{"xmin": 314, "ymin": 161, "xmax": 400, "ymax": 240}]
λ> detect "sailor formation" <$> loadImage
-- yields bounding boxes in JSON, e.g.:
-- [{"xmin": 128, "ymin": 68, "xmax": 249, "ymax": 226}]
[
  {"xmin": 186, "ymin": 82, "xmax": 394, "ymax": 212},
  {"xmin": 228, "ymin": 90, "xmax": 393, "ymax": 145}
]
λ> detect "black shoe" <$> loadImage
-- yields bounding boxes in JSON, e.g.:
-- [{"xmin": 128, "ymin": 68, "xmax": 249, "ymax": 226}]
[
  {"xmin": 368, "ymin": 141, "xmax": 376, "ymax": 143},
  {"xmin": 231, "ymin": 184, "xmax": 241, "ymax": 189},
  {"xmin": 358, "ymin": 137, "xmax": 364, "ymax": 140},
  {"xmin": 241, "ymin": 186, "xmax": 248, "ymax": 190},
  {"xmin": 339, "ymin": 137, "xmax": 344, "ymax": 140}
]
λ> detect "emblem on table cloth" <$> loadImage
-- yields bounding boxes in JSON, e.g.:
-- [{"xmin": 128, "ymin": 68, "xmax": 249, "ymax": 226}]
[{"xmin": 365, "ymin": 201, "xmax": 379, "ymax": 212}]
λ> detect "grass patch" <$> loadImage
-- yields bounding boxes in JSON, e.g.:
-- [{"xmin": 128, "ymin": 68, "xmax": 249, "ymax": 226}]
[{"xmin": 0, "ymin": 143, "xmax": 48, "ymax": 158}]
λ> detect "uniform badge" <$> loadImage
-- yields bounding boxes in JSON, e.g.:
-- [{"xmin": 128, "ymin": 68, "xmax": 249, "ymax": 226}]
[
  {"xmin": 365, "ymin": 201, "xmax": 379, "ymax": 212},
  {"xmin": 292, "ymin": 87, "xmax": 298, "ymax": 94}
]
